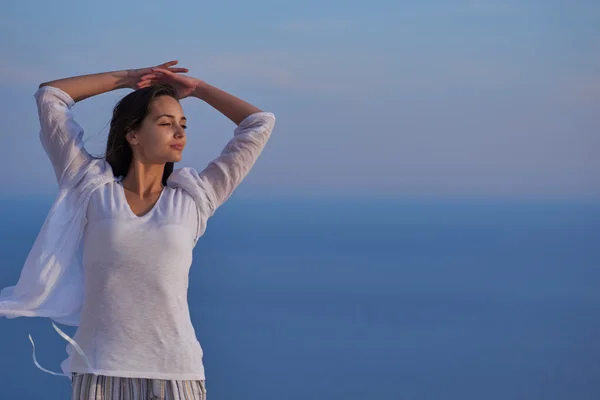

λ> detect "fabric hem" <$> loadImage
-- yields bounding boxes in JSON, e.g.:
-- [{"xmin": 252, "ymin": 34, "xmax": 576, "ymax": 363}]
[
  {"xmin": 69, "ymin": 368, "xmax": 206, "ymax": 381},
  {"xmin": 34, "ymin": 85, "xmax": 76, "ymax": 108}
]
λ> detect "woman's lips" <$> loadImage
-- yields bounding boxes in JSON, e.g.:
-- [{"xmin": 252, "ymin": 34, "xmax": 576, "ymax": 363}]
[{"xmin": 170, "ymin": 144, "xmax": 184, "ymax": 151}]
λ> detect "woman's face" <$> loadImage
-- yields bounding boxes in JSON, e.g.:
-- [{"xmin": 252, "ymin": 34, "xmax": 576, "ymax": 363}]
[{"xmin": 127, "ymin": 95, "xmax": 187, "ymax": 163}]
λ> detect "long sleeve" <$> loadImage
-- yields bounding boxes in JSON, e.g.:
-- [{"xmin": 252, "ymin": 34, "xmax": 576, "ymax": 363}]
[
  {"xmin": 189, "ymin": 111, "xmax": 275, "ymax": 217},
  {"xmin": 34, "ymin": 86, "xmax": 94, "ymax": 188}
]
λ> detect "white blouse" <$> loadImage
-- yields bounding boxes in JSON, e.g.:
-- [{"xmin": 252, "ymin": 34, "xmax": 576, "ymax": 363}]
[
  {"xmin": 69, "ymin": 180, "xmax": 204, "ymax": 379},
  {"xmin": 0, "ymin": 85, "xmax": 275, "ymax": 380}
]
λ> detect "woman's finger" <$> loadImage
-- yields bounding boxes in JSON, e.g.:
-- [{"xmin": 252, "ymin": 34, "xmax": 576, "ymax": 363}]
[
  {"xmin": 139, "ymin": 81, "xmax": 157, "ymax": 89},
  {"xmin": 140, "ymin": 73, "xmax": 162, "ymax": 81},
  {"xmin": 160, "ymin": 60, "xmax": 178, "ymax": 67},
  {"xmin": 151, "ymin": 67, "xmax": 175, "ymax": 76},
  {"xmin": 138, "ymin": 77, "xmax": 160, "ymax": 86},
  {"xmin": 168, "ymin": 68, "xmax": 189, "ymax": 73}
]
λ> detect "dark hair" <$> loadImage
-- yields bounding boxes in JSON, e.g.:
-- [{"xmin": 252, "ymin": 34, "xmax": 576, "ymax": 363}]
[{"xmin": 106, "ymin": 84, "xmax": 178, "ymax": 186}]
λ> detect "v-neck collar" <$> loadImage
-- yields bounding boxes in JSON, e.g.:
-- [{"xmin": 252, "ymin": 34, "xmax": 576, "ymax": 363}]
[{"xmin": 117, "ymin": 181, "xmax": 166, "ymax": 218}]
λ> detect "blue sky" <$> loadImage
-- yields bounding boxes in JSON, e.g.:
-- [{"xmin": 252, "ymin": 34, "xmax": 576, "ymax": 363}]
[{"xmin": 0, "ymin": 0, "xmax": 598, "ymax": 200}]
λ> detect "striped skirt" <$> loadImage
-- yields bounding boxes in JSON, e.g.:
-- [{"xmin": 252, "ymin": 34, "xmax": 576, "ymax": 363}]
[{"xmin": 71, "ymin": 373, "xmax": 207, "ymax": 400}]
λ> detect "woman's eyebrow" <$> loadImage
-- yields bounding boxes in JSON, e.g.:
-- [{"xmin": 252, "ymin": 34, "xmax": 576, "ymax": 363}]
[{"xmin": 154, "ymin": 114, "xmax": 187, "ymax": 121}]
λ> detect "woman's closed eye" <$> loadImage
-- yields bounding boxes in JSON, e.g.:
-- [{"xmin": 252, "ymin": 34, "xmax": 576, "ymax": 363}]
[{"xmin": 160, "ymin": 122, "xmax": 187, "ymax": 129}]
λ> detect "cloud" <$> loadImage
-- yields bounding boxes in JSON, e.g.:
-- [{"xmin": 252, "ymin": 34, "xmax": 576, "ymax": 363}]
[
  {"xmin": 558, "ymin": 75, "xmax": 600, "ymax": 108},
  {"xmin": 195, "ymin": 47, "xmax": 540, "ymax": 101},
  {"xmin": 198, "ymin": 50, "xmax": 394, "ymax": 95},
  {"xmin": 0, "ymin": 65, "xmax": 48, "ymax": 85},
  {"xmin": 470, "ymin": 0, "xmax": 515, "ymax": 14},
  {"xmin": 277, "ymin": 19, "xmax": 359, "ymax": 34}
]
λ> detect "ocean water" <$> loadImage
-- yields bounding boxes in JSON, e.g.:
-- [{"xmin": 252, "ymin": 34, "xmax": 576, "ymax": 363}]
[{"xmin": 0, "ymin": 196, "xmax": 599, "ymax": 399}]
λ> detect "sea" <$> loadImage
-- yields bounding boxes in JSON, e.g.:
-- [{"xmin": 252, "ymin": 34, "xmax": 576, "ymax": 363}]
[{"xmin": 0, "ymin": 196, "xmax": 598, "ymax": 399}]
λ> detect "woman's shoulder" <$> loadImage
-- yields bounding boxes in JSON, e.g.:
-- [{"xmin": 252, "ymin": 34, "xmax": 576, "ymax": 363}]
[
  {"xmin": 167, "ymin": 167, "xmax": 216, "ymax": 217},
  {"xmin": 168, "ymin": 167, "xmax": 197, "ymax": 181},
  {"xmin": 63, "ymin": 158, "xmax": 116, "ymax": 194}
]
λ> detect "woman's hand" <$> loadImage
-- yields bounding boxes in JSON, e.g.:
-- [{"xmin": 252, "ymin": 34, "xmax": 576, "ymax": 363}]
[
  {"xmin": 138, "ymin": 67, "xmax": 205, "ymax": 99},
  {"xmin": 140, "ymin": 67, "xmax": 262, "ymax": 125},
  {"xmin": 126, "ymin": 61, "xmax": 189, "ymax": 90}
]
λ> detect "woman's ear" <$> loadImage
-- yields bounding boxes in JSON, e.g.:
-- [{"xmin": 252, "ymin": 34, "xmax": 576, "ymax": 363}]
[{"xmin": 126, "ymin": 129, "xmax": 139, "ymax": 146}]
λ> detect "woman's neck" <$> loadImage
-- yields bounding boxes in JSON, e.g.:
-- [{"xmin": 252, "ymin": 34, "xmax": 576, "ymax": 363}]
[{"xmin": 121, "ymin": 162, "xmax": 165, "ymax": 197}]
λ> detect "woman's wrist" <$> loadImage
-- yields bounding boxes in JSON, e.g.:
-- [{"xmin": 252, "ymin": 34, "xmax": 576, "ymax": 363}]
[
  {"xmin": 122, "ymin": 69, "xmax": 142, "ymax": 90},
  {"xmin": 122, "ymin": 70, "xmax": 134, "ymax": 89},
  {"xmin": 191, "ymin": 80, "xmax": 210, "ymax": 100}
]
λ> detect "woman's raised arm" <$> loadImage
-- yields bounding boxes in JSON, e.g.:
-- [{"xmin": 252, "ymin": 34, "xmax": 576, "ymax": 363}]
[
  {"xmin": 39, "ymin": 61, "xmax": 188, "ymax": 103},
  {"xmin": 142, "ymin": 68, "xmax": 276, "ymax": 216}
]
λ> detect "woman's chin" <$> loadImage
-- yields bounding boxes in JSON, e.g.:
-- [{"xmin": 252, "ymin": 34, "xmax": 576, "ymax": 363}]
[{"xmin": 168, "ymin": 154, "xmax": 183, "ymax": 163}]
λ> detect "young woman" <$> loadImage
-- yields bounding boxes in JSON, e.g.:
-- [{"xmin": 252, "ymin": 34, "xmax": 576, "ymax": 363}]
[{"xmin": 0, "ymin": 61, "xmax": 275, "ymax": 399}]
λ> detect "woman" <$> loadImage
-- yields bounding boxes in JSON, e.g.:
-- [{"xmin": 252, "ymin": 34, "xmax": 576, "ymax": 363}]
[{"xmin": 0, "ymin": 60, "xmax": 275, "ymax": 399}]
